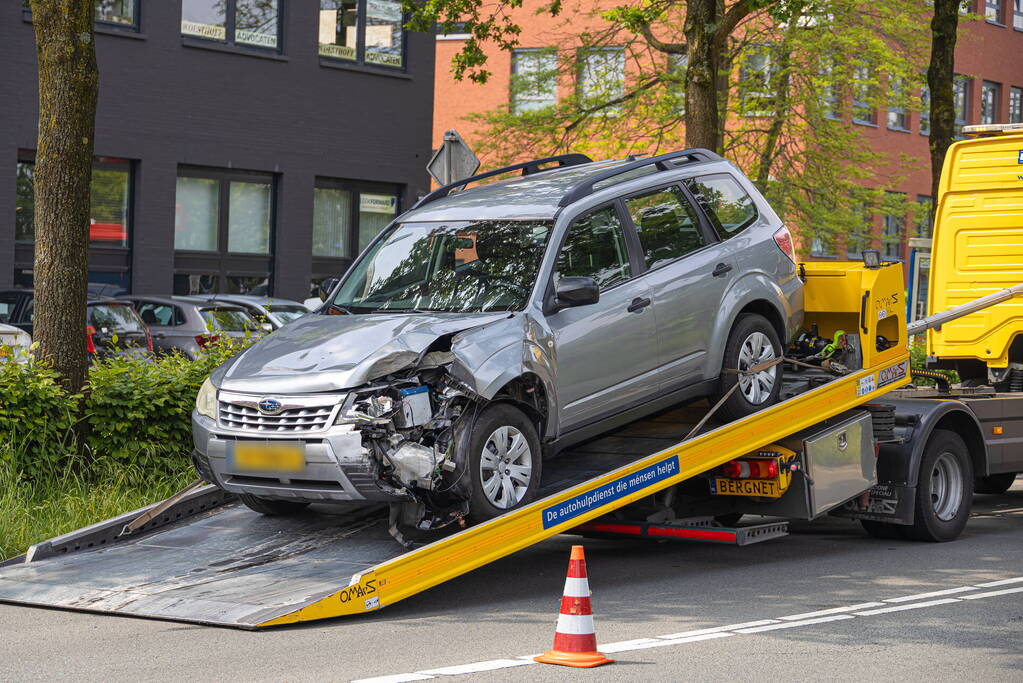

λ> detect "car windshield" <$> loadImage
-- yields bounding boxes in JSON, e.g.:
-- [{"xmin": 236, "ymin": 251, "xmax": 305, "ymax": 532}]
[
  {"xmin": 87, "ymin": 304, "xmax": 145, "ymax": 332},
  {"xmin": 200, "ymin": 308, "xmax": 258, "ymax": 332},
  {"xmin": 266, "ymin": 305, "xmax": 307, "ymax": 323},
  {"xmin": 332, "ymin": 220, "xmax": 552, "ymax": 313}
]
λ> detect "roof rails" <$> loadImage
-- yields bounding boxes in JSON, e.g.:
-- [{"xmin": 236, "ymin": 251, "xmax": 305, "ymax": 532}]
[
  {"xmin": 557, "ymin": 148, "xmax": 722, "ymax": 207},
  {"xmin": 411, "ymin": 153, "xmax": 594, "ymax": 210}
]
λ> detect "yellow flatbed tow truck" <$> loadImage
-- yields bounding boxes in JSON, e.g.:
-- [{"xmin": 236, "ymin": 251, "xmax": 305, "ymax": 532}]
[{"xmin": 0, "ymin": 125, "xmax": 1020, "ymax": 629}]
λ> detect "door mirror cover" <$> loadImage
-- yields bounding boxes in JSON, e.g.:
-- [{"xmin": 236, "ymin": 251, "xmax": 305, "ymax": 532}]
[
  {"xmin": 318, "ymin": 277, "xmax": 340, "ymax": 302},
  {"xmin": 555, "ymin": 276, "xmax": 600, "ymax": 310}
]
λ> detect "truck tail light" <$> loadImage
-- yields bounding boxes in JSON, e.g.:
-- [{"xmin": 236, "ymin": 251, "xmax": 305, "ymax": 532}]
[
  {"xmin": 722, "ymin": 459, "xmax": 779, "ymax": 479},
  {"xmin": 85, "ymin": 325, "xmax": 97, "ymax": 354},
  {"xmin": 195, "ymin": 334, "xmax": 220, "ymax": 349},
  {"xmin": 773, "ymin": 226, "xmax": 797, "ymax": 264}
]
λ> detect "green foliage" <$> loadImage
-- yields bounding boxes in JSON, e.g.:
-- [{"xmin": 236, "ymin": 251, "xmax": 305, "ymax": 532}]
[
  {"xmin": 0, "ymin": 337, "xmax": 250, "ymax": 480},
  {"xmin": 908, "ymin": 340, "xmax": 958, "ymax": 386}
]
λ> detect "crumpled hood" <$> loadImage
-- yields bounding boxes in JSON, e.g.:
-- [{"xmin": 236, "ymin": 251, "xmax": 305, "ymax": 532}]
[{"xmin": 213, "ymin": 311, "xmax": 510, "ymax": 393}]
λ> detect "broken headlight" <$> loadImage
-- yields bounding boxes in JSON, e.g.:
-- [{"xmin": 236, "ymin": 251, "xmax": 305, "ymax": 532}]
[{"xmin": 195, "ymin": 377, "xmax": 217, "ymax": 419}]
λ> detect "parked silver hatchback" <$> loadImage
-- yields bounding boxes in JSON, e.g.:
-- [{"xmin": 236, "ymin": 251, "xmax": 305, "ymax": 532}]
[{"xmin": 192, "ymin": 150, "xmax": 803, "ymax": 530}]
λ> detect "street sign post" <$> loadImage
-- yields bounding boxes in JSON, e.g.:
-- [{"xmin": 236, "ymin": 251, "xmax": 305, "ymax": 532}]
[{"xmin": 427, "ymin": 129, "xmax": 480, "ymax": 187}]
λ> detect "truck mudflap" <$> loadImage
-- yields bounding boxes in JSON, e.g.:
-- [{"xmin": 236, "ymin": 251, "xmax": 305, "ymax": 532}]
[{"xmin": 831, "ymin": 482, "xmax": 916, "ymax": 525}]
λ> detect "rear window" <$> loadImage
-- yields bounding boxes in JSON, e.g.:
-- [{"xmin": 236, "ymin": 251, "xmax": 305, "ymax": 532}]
[
  {"xmin": 87, "ymin": 304, "xmax": 145, "ymax": 332},
  {"xmin": 0, "ymin": 294, "xmax": 19, "ymax": 324},
  {"xmin": 137, "ymin": 302, "xmax": 184, "ymax": 327},
  {"xmin": 200, "ymin": 308, "xmax": 257, "ymax": 332},
  {"xmin": 686, "ymin": 174, "xmax": 758, "ymax": 237},
  {"xmin": 266, "ymin": 305, "xmax": 307, "ymax": 323}
]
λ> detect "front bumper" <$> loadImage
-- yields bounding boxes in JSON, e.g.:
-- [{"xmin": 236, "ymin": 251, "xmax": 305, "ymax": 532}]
[{"xmin": 191, "ymin": 410, "xmax": 398, "ymax": 504}]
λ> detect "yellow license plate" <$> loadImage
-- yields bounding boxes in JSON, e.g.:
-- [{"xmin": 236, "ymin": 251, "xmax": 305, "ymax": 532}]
[
  {"xmin": 231, "ymin": 442, "xmax": 306, "ymax": 473},
  {"xmin": 712, "ymin": 478, "xmax": 782, "ymax": 498}
]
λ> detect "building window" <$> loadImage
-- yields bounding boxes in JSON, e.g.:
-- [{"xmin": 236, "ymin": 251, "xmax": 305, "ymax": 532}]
[
  {"xmin": 882, "ymin": 204, "xmax": 904, "ymax": 261},
  {"xmin": 985, "ymin": 0, "xmax": 1003, "ymax": 23},
  {"xmin": 740, "ymin": 46, "xmax": 778, "ymax": 117},
  {"xmin": 1010, "ymin": 86, "xmax": 1023, "ymax": 123},
  {"xmin": 311, "ymin": 179, "xmax": 400, "ymax": 296},
  {"xmin": 578, "ymin": 47, "xmax": 625, "ymax": 115},
  {"xmin": 181, "ymin": 0, "xmax": 281, "ymax": 51},
  {"xmin": 95, "ymin": 0, "xmax": 138, "ymax": 29},
  {"xmin": 846, "ymin": 204, "xmax": 873, "ymax": 259},
  {"xmin": 319, "ymin": 0, "xmax": 405, "ymax": 68},
  {"xmin": 981, "ymin": 81, "xmax": 1001, "ymax": 124},
  {"xmin": 820, "ymin": 60, "xmax": 840, "ymax": 120},
  {"xmin": 919, "ymin": 84, "xmax": 930, "ymax": 135},
  {"xmin": 511, "ymin": 48, "xmax": 557, "ymax": 113},
  {"xmin": 954, "ymin": 74, "xmax": 970, "ymax": 135},
  {"xmin": 916, "ymin": 195, "xmax": 933, "ymax": 240},
  {"xmin": 15, "ymin": 154, "xmax": 132, "ymax": 293},
  {"xmin": 174, "ymin": 167, "xmax": 275, "ymax": 296},
  {"xmin": 887, "ymin": 78, "xmax": 910, "ymax": 131},
  {"xmin": 1015, "ymin": 0, "xmax": 1023, "ymax": 29},
  {"xmin": 852, "ymin": 65, "xmax": 877, "ymax": 125},
  {"xmin": 319, "ymin": 0, "xmax": 359, "ymax": 60}
]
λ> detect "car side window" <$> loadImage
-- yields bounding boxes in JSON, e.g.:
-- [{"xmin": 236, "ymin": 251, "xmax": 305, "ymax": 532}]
[
  {"xmin": 555, "ymin": 207, "xmax": 632, "ymax": 291},
  {"xmin": 624, "ymin": 186, "xmax": 706, "ymax": 270},
  {"xmin": 686, "ymin": 174, "xmax": 758, "ymax": 238},
  {"xmin": 137, "ymin": 303, "xmax": 178, "ymax": 327}
]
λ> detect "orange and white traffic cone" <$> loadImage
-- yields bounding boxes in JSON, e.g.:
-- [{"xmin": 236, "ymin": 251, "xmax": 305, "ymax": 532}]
[{"xmin": 534, "ymin": 545, "xmax": 614, "ymax": 668}]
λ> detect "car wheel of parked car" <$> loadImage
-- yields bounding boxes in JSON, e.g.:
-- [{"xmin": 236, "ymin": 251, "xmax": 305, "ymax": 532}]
[
  {"xmin": 714, "ymin": 313, "xmax": 784, "ymax": 422},
  {"xmin": 237, "ymin": 493, "xmax": 310, "ymax": 516},
  {"xmin": 466, "ymin": 403, "xmax": 542, "ymax": 523}
]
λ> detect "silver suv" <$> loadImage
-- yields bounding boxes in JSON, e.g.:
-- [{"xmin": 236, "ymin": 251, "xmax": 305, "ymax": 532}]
[{"xmin": 192, "ymin": 150, "xmax": 803, "ymax": 530}]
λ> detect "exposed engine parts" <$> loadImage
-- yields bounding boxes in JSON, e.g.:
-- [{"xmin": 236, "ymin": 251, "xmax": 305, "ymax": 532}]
[{"xmin": 789, "ymin": 324, "xmax": 857, "ymax": 375}]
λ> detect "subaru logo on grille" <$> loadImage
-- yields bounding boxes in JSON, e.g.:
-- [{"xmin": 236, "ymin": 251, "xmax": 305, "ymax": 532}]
[{"xmin": 257, "ymin": 398, "xmax": 283, "ymax": 415}]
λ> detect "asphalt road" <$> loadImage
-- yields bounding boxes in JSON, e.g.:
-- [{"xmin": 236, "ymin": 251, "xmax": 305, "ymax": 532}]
[{"xmin": 2, "ymin": 481, "xmax": 1021, "ymax": 682}]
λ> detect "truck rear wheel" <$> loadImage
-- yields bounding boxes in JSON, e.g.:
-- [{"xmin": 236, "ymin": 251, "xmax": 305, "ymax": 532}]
[
  {"xmin": 238, "ymin": 493, "xmax": 310, "ymax": 516},
  {"xmin": 974, "ymin": 472, "xmax": 1018, "ymax": 494},
  {"xmin": 905, "ymin": 429, "xmax": 972, "ymax": 542}
]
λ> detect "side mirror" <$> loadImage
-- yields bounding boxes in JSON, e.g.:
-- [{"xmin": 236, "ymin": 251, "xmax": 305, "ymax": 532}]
[
  {"xmin": 318, "ymin": 277, "xmax": 340, "ymax": 302},
  {"xmin": 553, "ymin": 276, "xmax": 599, "ymax": 311}
]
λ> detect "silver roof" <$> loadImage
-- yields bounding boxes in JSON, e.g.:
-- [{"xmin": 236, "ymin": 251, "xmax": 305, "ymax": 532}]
[{"xmin": 403, "ymin": 159, "xmax": 631, "ymax": 222}]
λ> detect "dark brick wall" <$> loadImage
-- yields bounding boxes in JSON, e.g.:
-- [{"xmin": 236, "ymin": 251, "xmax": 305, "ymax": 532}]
[{"xmin": 0, "ymin": 1, "xmax": 435, "ymax": 301}]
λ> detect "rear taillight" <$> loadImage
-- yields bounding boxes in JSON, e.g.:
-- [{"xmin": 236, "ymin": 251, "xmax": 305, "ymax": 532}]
[
  {"xmin": 85, "ymin": 325, "xmax": 97, "ymax": 354},
  {"xmin": 773, "ymin": 226, "xmax": 797, "ymax": 264},
  {"xmin": 195, "ymin": 334, "xmax": 220, "ymax": 349},
  {"xmin": 145, "ymin": 328, "xmax": 154, "ymax": 353},
  {"xmin": 722, "ymin": 459, "xmax": 779, "ymax": 479}
]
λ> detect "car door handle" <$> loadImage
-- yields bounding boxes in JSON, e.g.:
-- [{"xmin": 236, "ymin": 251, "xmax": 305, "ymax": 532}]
[
  {"xmin": 627, "ymin": 297, "xmax": 652, "ymax": 313},
  {"xmin": 712, "ymin": 262, "xmax": 733, "ymax": 277}
]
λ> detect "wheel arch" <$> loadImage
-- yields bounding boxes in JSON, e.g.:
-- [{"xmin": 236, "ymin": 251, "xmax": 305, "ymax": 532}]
[
  {"xmin": 881, "ymin": 399, "xmax": 988, "ymax": 487},
  {"xmin": 491, "ymin": 372, "xmax": 550, "ymax": 441}
]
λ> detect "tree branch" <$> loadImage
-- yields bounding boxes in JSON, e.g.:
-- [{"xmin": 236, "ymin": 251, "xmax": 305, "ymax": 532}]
[
  {"xmin": 564, "ymin": 76, "xmax": 664, "ymax": 131},
  {"xmin": 713, "ymin": 0, "xmax": 760, "ymax": 49},
  {"xmin": 636, "ymin": 20, "xmax": 686, "ymax": 54}
]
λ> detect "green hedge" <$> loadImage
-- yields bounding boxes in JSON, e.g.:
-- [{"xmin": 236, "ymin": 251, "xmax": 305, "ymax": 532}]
[{"xmin": 0, "ymin": 338, "xmax": 249, "ymax": 480}]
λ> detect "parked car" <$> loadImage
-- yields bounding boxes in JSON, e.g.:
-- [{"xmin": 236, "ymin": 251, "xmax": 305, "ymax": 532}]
[
  {"xmin": 191, "ymin": 150, "xmax": 804, "ymax": 528},
  {"xmin": 0, "ymin": 290, "xmax": 151, "ymax": 360},
  {"xmin": 120, "ymin": 296, "xmax": 262, "ymax": 359},
  {"xmin": 194, "ymin": 294, "xmax": 309, "ymax": 330},
  {"xmin": 0, "ymin": 323, "xmax": 31, "ymax": 363}
]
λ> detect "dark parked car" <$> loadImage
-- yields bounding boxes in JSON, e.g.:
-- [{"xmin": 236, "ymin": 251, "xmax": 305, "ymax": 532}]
[
  {"xmin": 0, "ymin": 290, "xmax": 151, "ymax": 360},
  {"xmin": 119, "ymin": 296, "xmax": 262, "ymax": 359},
  {"xmin": 194, "ymin": 294, "xmax": 309, "ymax": 330}
]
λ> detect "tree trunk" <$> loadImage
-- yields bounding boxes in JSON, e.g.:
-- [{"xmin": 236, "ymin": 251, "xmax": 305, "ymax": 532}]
[
  {"xmin": 29, "ymin": 0, "xmax": 98, "ymax": 394},
  {"xmin": 684, "ymin": 0, "xmax": 720, "ymax": 151},
  {"xmin": 927, "ymin": 0, "xmax": 958, "ymax": 219}
]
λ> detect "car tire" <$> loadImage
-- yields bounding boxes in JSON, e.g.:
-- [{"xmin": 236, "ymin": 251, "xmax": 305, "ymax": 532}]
[
  {"xmin": 974, "ymin": 472, "xmax": 1018, "ymax": 495},
  {"xmin": 713, "ymin": 313, "xmax": 784, "ymax": 422},
  {"xmin": 904, "ymin": 429, "xmax": 973, "ymax": 542},
  {"xmin": 237, "ymin": 493, "xmax": 310, "ymax": 516},
  {"xmin": 465, "ymin": 403, "xmax": 542, "ymax": 524}
]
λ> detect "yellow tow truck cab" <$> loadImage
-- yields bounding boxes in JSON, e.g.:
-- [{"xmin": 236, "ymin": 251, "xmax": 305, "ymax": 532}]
[{"xmin": 928, "ymin": 123, "xmax": 1023, "ymax": 378}]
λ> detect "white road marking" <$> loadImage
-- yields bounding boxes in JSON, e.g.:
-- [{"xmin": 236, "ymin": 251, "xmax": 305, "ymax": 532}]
[
  {"xmin": 960, "ymin": 586, "xmax": 1023, "ymax": 600},
  {"xmin": 417, "ymin": 660, "xmax": 533, "ymax": 676},
  {"xmin": 885, "ymin": 586, "xmax": 979, "ymax": 602},
  {"xmin": 975, "ymin": 576, "xmax": 1023, "ymax": 588},
  {"xmin": 779, "ymin": 602, "xmax": 884, "ymax": 620},
  {"xmin": 353, "ymin": 576, "xmax": 1023, "ymax": 682},
  {"xmin": 734, "ymin": 614, "xmax": 854, "ymax": 633},
  {"xmin": 853, "ymin": 598, "xmax": 961, "ymax": 616},
  {"xmin": 656, "ymin": 619, "xmax": 779, "ymax": 639}
]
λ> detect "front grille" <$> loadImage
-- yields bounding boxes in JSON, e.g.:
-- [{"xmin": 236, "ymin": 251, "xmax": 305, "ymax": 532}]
[{"xmin": 218, "ymin": 399, "xmax": 338, "ymax": 433}]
